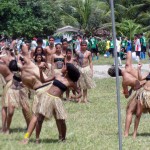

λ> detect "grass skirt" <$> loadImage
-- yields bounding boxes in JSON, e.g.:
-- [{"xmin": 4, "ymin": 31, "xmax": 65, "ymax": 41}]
[
  {"xmin": 1, "ymin": 80, "xmax": 29, "ymax": 108},
  {"xmin": 32, "ymin": 83, "xmax": 52, "ymax": 114},
  {"xmin": 138, "ymin": 87, "xmax": 150, "ymax": 113},
  {"xmin": 126, "ymin": 88, "xmax": 150, "ymax": 114},
  {"xmin": 34, "ymin": 93, "xmax": 67, "ymax": 120},
  {"xmin": 0, "ymin": 74, "xmax": 6, "ymax": 87},
  {"xmin": 1, "ymin": 80, "xmax": 13, "ymax": 107},
  {"xmin": 77, "ymin": 66, "xmax": 96, "ymax": 90},
  {"xmin": 7, "ymin": 87, "xmax": 29, "ymax": 108}
]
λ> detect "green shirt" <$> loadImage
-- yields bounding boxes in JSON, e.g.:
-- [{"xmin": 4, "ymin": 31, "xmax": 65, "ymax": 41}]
[
  {"xmin": 90, "ymin": 38, "xmax": 97, "ymax": 49},
  {"xmin": 121, "ymin": 40, "xmax": 127, "ymax": 48},
  {"xmin": 140, "ymin": 36, "xmax": 146, "ymax": 47},
  {"xmin": 110, "ymin": 40, "xmax": 114, "ymax": 48}
]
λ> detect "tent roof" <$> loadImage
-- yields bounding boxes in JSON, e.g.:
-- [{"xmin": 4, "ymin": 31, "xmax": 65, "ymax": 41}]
[{"xmin": 56, "ymin": 26, "xmax": 79, "ymax": 34}]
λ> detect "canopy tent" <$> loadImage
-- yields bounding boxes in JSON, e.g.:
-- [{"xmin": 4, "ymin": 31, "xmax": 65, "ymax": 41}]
[{"xmin": 55, "ymin": 26, "xmax": 79, "ymax": 34}]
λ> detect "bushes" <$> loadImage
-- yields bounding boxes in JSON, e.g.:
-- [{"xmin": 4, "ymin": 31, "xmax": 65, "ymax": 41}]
[{"xmin": 97, "ymin": 40, "xmax": 106, "ymax": 54}]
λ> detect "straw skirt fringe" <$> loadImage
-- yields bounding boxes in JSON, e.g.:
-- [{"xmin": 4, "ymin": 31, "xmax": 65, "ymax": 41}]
[
  {"xmin": 77, "ymin": 66, "xmax": 96, "ymax": 90},
  {"xmin": 32, "ymin": 83, "xmax": 52, "ymax": 113},
  {"xmin": 34, "ymin": 93, "xmax": 67, "ymax": 120}
]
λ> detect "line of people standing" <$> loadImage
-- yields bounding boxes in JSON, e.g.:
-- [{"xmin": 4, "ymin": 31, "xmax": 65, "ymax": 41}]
[{"xmin": 105, "ymin": 33, "xmax": 147, "ymax": 64}]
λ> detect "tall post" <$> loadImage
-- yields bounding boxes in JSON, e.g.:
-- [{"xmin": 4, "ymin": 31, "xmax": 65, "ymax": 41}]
[{"xmin": 109, "ymin": 0, "xmax": 122, "ymax": 150}]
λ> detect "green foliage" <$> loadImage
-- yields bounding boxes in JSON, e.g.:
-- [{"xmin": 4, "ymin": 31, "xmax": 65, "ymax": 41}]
[
  {"xmin": 0, "ymin": 0, "xmax": 61, "ymax": 38},
  {"xmin": 98, "ymin": 40, "xmax": 106, "ymax": 54},
  {"xmin": 0, "ymin": 0, "xmax": 150, "ymax": 38},
  {"xmin": 116, "ymin": 19, "xmax": 142, "ymax": 40}
]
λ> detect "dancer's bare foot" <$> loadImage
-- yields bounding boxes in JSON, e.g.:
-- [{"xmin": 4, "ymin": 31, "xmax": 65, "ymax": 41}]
[
  {"xmin": 0, "ymin": 128, "xmax": 7, "ymax": 133},
  {"xmin": 124, "ymin": 133, "xmax": 129, "ymax": 138},
  {"xmin": 19, "ymin": 138, "xmax": 29, "ymax": 145},
  {"xmin": 58, "ymin": 137, "xmax": 66, "ymax": 142},
  {"xmin": 36, "ymin": 139, "xmax": 40, "ymax": 144},
  {"xmin": 4, "ymin": 129, "xmax": 10, "ymax": 135},
  {"xmin": 82, "ymin": 98, "xmax": 88, "ymax": 103},
  {"xmin": 133, "ymin": 133, "xmax": 137, "ymax": 139}
]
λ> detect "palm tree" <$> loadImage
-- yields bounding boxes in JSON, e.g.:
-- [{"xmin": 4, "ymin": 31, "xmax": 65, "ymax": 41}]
[{"xmin": 116, "ymin": 19, "xmax": 142, "ymax": 40}]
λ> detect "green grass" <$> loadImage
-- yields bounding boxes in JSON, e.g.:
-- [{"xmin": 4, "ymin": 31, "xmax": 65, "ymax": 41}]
[
  {"xmin": 0, "ymin": 78, "xmax": 150, "ymax": 150},
  {"xmin": 92, "ymin": 55, "xmax": 150, "ymax": 65}
]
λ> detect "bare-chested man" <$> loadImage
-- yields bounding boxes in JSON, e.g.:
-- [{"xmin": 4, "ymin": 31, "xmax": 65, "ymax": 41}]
[
  {"xmin": 0, "ymin": 57, "xmax": 13, "ymax": 133},
  {"xmin": 108, "ymin": 51, "xmax": 146, "ymax": 138},
  {"xmin": 30, "ymin": 38, "xmax": 43, "ymax": 60},
  {"xmin": 62, "ymin": 39, "xmax": 69, "ymax": 57},
  {"xmin": 44, "ymin": 36, "xmax": 56, "ymax": 63},
  {"xmin": 9, "ymin": 44, "xmax": 55, "ymax": 143},
  {"xmin": 74, "ymin": 41, "xmax": 95, "ymax": 103},
  {"xmin": 131, "ymin": 63, "xmax": 150, "ymax": 138},
  {"xmin": 0, "ymin": 47, "xmax": 31, "ymax": 133}
]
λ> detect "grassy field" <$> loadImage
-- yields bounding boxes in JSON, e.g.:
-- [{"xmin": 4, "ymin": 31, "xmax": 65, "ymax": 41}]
[
  {"xmin": 92, "ymin": 55, "xmax": 150, "ymax": 65},
  {"xmin": 0, "ymin": 78, "xmax": 150, "ymax": 150}
]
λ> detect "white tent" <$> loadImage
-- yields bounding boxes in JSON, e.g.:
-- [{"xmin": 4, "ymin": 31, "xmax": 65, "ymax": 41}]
[{"xmin": 55, "ymin": 26, "xmax": 79, "ymax": 34}]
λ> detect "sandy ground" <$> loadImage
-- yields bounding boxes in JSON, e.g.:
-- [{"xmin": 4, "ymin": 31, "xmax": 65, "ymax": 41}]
[{"xmin": 93, "ymin": 64, "xmax": 150, "ymax": 78}]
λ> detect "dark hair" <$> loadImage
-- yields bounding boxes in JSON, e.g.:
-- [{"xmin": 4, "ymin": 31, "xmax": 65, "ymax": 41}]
[
  {"xmin": 35, "ymin": 46, "xmax": 44, "ymax": 55},
  {"xmin": 37, "ymin": 38, "xmax": 43, "ymax": 44},
  {"xmin": 34, "ymin": 54, "xmax": 44, "ymax": 62},
  {"xmin": 140, "ymin": 33, "xmax": 143, "ymax": 36},
  {"xmin": 134, "ymin": 34, "xmax": 138, "ymax": 37},
  {"xmin": 66, "ymin": 63, "xmax": 80, "ymax": 82},
  {"xmin": 108, "ymin": 67, "xmax": 122, "ymax": 77},
  {"xmin": 62, "ymin": 39, "xmax": 68, "ymax": 44},
  {"xmin": 80, "ymin": 40, "xmax": 87, "ymax": 46},
  {"xmin": 66, "ymin": 48, "xmax": 72, "ymax": 54},
  {"xmin": 9, "ymin": 60, "xmax": 19, "ymax": 72},
  {"xmin": 55, "ymin": 43, "xmax": 62, "ymax": 48},
  {"xmin": 49, "ymin": 36, "xmax": 55, "ymax": 40}
]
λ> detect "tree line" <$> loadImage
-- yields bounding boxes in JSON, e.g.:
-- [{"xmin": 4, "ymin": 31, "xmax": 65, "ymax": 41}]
[{"xmin": 0, "ymin": 0, "xmax": 150, "ymax": 39}]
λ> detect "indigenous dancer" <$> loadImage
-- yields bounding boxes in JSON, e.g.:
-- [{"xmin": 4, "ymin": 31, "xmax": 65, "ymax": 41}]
[
  {"xmin": 108, "ymin": 51, "xmax": 146, "ymax": 138},
  {"xmin": 21, "ymin": 63, "xmax": 81, "ymax": 144},
  {"xmin": 74, "ymin": 41, "xmax": 95, "ymax": 103},
  {"xmin": 4, "ymin": 71, "xmax": 31, "ymax": 134},
  {"xmin": 8, "ymin": 44, "xmax": 52, "ymax": 142},
  {"xmin": 31, "ymin": 46, "xmax": 46, "ymax": 61},
  {"xmin": 62, "ymin": 39, "xmax": 69, "ymax": 57},
  {"xmin": 65, "ymin": 48, "xmax": 77, "ymax": 101},
  {"xmin": 131, "ymin": 63, "xmax": 150, "ymax": 138},
  {"xmin": 0, "ymin": 47, "xmax": 31, "ymax": 133},
  {"xmin": 0, "ymin": 57, "xmax": 13, "ymax": 133},
  {"xmin": 34, "ymin": 54, "xmax": 53, "ymax": 78},
  {"xmin": 51, "ymin": 43, "xmax": 64, "ymax": 76},
  {"xmin": 44, "ymin": 36, "xmax": 56, "ymax": 63}
]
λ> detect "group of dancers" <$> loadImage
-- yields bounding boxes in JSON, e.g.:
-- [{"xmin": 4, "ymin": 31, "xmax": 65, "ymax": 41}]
[
  {"xmin": 108, "ymin": 51, "xmax": 150, "ymax": 139},
  {"xmin": 0, "ymin": 37, "xmax": 95, "ymax": 144}
]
